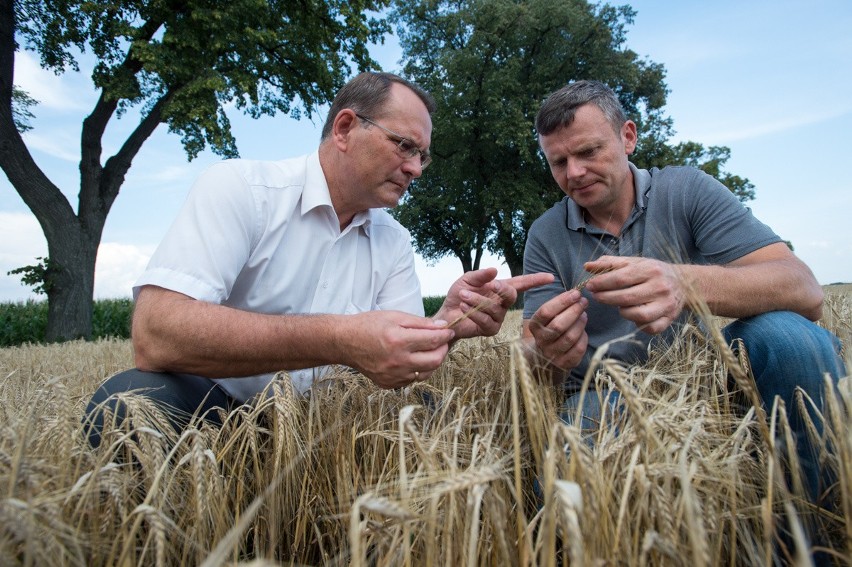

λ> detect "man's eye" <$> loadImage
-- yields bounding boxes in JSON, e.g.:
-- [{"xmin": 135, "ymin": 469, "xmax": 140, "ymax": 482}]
[{"xmin": 398, "ymin": 139, "xmax": 417, "ymax": 154}]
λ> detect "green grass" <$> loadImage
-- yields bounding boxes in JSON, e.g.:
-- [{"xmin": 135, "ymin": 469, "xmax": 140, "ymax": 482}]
[
  {"xmin": 0, "ymin": 298, "xmax": 134, "ymax": 347},
  {"xmin": 422, "ymin": 295, "xmax": 445, "ymax": 317},
  {"xmin": 0, "ymin": 296, "xmax": 449, "ymax": 347},
  {"xmin": 0, "ymin": 299, "xmax": 47, "ymax": 346}
]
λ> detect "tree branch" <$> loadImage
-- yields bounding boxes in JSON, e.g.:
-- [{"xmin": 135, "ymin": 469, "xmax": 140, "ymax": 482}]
[
  {"xmin": 0, "ymin": 0, "xmax": 75, "ymax": 239},
  {"xmin": 97, "ymin": 90, "xmax": 175, "ymax": 214}
]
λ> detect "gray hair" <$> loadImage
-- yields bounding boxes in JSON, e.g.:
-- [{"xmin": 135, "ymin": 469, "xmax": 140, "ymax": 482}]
[
  {"xmin": 535, "ymin": 80, "xmax": 627, "ymax": 137},
  {"xmin": 320, "ymin": 72, "xmax": 436, "ymax": 140}
]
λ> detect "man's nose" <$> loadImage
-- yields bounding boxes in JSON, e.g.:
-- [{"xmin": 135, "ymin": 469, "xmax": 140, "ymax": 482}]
[
  {"xmin": 401, "ymin": 155, "xmax": 423, "ymax": 178},
  {"xmin": 566, "ymin": 159, "xmax": 585, "ymax": 180}
]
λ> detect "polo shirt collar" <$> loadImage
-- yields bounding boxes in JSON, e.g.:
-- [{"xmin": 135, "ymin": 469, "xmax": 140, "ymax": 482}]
[
  {"xmin": 564, "ymin": 162, "xmax": 649, "ymax": 232},
  {"xmin": 300, "ymin": 151, "xmax": 372, "ymax": 232}
]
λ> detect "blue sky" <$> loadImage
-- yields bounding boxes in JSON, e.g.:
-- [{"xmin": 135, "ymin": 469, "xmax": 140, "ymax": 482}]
[{"xmin": 2, "ymin": 0, "xmax": 851, "ymax": 301}]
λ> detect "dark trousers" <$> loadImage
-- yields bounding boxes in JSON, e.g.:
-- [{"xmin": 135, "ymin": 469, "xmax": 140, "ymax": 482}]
[{"xmin": 83, "ymin": 369, "xmax": 239, "ymax": 449}]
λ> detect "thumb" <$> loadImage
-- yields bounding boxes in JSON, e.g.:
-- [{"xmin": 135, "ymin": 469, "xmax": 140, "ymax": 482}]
[{"xmin": 459, "ymin": 267, "xmax": 499, "ymax": 288}]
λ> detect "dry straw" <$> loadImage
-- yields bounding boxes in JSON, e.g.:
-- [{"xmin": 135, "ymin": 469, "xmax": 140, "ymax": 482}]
[{"xmin": 0, "ymin": 291, "xmax": 849, "ymax": 565}]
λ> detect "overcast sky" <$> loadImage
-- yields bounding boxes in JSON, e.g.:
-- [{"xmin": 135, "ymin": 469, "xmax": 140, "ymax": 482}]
[{"xmin": 2, "ymin": 0, "xmax": 851, "ymax": 302}]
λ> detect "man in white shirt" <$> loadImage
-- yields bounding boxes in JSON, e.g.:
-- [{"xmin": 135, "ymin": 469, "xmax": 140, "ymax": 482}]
[{"xmin": 85, "ymin": 72, "xmax": 552, "ymax": 446}]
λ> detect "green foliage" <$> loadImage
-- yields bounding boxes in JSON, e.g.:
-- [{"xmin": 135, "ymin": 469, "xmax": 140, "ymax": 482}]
[
  {"xmin": 0, "ymin": 298, "xmax": 133, "ymax": 346},
  {"xmin": 7, "ymin": 256, "xmax": 56, "ymax": 296},
  {"xmin": 91, "ymin": 298, "xmax": 134, "ymax": 340},
  {"xmin": 4, "ymin": 0, "xmax": 394, "ymax": 342},
  {"xmin": 422, "ymin": 295, "xmax": 445, "ymax": 317},
  {"xmin": 11, "ymin": 86, "xmax": 37, "ymax": 132},
  {"xmin": 391, "ymin": 0, "xmax": 754, "ymax": 274},
  {"xmin": 14, "ymin": 0, "xmax": 391, "ymax": 158},
  {"xmin": 0, "ymin": 300, "xmax": 48, "ymax": 346},
  {"xmin": 0, "ymin": 297, "xmax": 449, "ymax": 346}
]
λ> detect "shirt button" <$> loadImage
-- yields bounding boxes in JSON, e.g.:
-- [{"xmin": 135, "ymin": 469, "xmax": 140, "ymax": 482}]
[{"xmin": 322, "ymin": 281, "xmax": 329, "ymax": 289}]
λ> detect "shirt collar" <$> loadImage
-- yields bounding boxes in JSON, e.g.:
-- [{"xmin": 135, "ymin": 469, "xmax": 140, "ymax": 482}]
[
  {"xmin": 300, "ymin": 151, "xmax": 372, "ymax": 232},
  {"xmin": 630, "ymin": 162, "xmax": 651, "ymax": 210},
  {"xmin": 564, "ymin": 162, "xmax": 649, "ymax": 232}
]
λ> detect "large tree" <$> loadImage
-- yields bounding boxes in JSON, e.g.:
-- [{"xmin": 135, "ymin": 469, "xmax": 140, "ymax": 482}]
[
  {"xmin": 391, "ymin": 0, "xmax": 753, "ymax": 277},
  {"xmin": 0, "ymin": 0, "xmax": 389, "ymax": 341}
]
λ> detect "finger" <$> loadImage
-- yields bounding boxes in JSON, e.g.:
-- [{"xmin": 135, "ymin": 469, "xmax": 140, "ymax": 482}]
[
  {"xmin": 414, "ymin": 369, "xmax": 434, "ymax": 382},
  {"xmin": 529, "ymin": 295, "xmax": 587, "ymax": 352},
  {"xmin": 536, "ymin": 307, "xmax": 587, "ymax": 347},
  {"xmin": 458, "ymin": 286, "xmax": 506, "ymax": 315},
  {"xmin": 583, "ymin": 255, "xmax": 632, "ymax": 273},
  {"xmin": 502, "ymin": 272, "xmax": 554, "ymax": 294},
  {"xmin": 398, "ymin": 313, "xmax": 454, "ymax": 331},
  {"xmin": 456, "ymin": 304, "xmax": 503, "ymax": 335},
  {"xmin": 458, "ymin": 267, "xmax": 499, "ymax": 289},
  {"xmin": 402, "ymin": 327, "xmax": 456, "ymax": 353},
  {"xmin": 407, "ymin": 369, "xmax": 432, "ymax": 383},
  {"xmin": 407, "ymin": 346, "xmax": 450, "ymax": 373},
  {"xmin": 552, "ymin": 329, "xmax": 589, "ymax": 369},
  {"xmin": 532, "ymin": 289, "xmax": 585, "ymax": 325}
]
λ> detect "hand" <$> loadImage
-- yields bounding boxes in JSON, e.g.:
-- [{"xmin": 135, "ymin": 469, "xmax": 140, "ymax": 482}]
[
  {"xmin": 525, "ymin": 289, "xmax": 589, "ymax": 370},
  {"xmin": 344, "ymin": 311, "xmax": 455, "ymax": 389},
  {"xmin": 583, "ymin": 255, "xmax": 686, "ymax": 335},
  {"xmin": 435, "ymin": 268, "xmax": 554, "ymax": 339}
]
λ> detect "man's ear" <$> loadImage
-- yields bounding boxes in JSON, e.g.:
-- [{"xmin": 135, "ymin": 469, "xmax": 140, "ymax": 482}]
[
  {"xmin": 332, "ymin": 109, "xmax": 359, "ymax": 151},
  {"xmin": 622, "ymin": 120, "xmax": 638, "ymax": 155}
]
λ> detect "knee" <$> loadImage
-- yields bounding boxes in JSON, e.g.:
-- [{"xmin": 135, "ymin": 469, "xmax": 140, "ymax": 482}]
[
  {"xmin": 83, "ymin": 369, "xmax": 142, "ymax": 449},
  {"xmin": 724, "ymin": 311, "xmax": 845, "ymax": 404},
  {"xmin": 725, "ymin": 311, "xmax": 843, "ymax": 370}
]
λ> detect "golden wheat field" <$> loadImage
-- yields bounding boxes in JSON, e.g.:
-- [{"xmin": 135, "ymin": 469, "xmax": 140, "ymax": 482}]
[{"xmin": 1, "ymin": 291, "xmax": 851, "ymax": 566}]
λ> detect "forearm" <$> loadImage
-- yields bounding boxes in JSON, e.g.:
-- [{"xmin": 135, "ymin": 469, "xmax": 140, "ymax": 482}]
[
  {"xmin": 132, "ymin": 288, "xmax": 351, "ymax": 377},
  {"xmin": 679, "ymin": 257, "xmax": 823, "ymax": 321}
]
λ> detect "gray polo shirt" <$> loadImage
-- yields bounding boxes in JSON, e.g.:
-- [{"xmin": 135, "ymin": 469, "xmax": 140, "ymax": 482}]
[{"xmin": 523, "ymin": 163, "xmax": 780, "ymax": 386}]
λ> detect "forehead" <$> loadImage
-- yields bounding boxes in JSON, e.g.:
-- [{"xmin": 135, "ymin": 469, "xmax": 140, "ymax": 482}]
[
  {"xmin": 376, "ymin": 84, "xmax": 432, "ymax": 146},
  {"xmin": 539, "ymin": 104, "xmax": 620, "ymax": 153}
]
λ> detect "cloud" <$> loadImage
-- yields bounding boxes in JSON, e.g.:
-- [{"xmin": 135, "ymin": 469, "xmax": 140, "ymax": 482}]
[
  {"xmin": 694, "ymin": 107, "xmax": 852, "ymax": 145},
  {"xmin": 94, "ymin": 243, "xmax": 153, "ymax": 299},
  {"xmin": 13, "ymin": 51, "xmax": 93, "ymax": 112},
  {"xmin": 21, "ymin": 130, "xmax": 80, "ymax": 162},
  {"xmin": 0, "ymin": 212, "xmax": 47, "ymax": 302},
  {"xmin": 0, "ymin": 212, "xmax": 153, "ymax": 302}
]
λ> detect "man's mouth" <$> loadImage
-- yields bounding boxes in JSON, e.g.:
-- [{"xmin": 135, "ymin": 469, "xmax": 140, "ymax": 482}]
[
  {"xmin": 569, "ymin": 178, "xmax": 600, "ymax": 194},
  {"xmin": 390, "ymin": 178, "xmax": 409, "ymax": 192}
]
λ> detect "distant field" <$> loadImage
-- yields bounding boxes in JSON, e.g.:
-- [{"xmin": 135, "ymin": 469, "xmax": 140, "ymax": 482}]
[{"xmin": 826, "ymin": 282, "xmax": 852, "ymax": 295}]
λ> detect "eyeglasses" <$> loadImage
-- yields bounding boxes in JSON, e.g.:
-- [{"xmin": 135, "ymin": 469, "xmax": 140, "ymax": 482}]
[{"xmin": 356, "ymin": 114, "xmax": 432, "ymax": 169}]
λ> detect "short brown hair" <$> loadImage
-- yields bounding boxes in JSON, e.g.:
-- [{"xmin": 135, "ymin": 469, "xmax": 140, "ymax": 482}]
[
  {"xmin": 320, "ymin": 72, "xmax": 436, "ymax": 140},
  {"xmin": 535, "ymin": 80, "xmax": 627, "ymax": 138}
]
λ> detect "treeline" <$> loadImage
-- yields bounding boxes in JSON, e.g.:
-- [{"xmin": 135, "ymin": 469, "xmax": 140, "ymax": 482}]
[{"xmin": 0, "ymin": 296, "xmax": 448, "ymax": 347}]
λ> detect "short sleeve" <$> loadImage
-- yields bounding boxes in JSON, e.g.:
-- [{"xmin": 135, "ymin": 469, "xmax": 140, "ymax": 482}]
[
  {"xmin": 522, "ymin": 215, "xmax": 571, "ymax": 320},
  {"xmin": 133, "ymin": 162, "xmax": 258, "ymax": 303}
]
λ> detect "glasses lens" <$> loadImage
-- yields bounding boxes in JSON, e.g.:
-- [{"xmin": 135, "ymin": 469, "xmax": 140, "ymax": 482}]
[
  {"xmin": 395, "ymin": 138, "xmax": 431, "ymax": 169},
  {"xmin": 396, "ymin": 139, "xmax": 418, "ymax": 158}
]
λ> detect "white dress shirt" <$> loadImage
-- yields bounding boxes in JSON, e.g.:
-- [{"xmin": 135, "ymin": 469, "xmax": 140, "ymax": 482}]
[{"xmin": 134, "ymin": 152, "xmax": 423, "ymax": 399}]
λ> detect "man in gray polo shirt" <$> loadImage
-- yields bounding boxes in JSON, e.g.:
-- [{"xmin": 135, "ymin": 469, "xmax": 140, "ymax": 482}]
[{"xmin": 522, "ymin": 81, "xmax": 845, "ymax": 529}]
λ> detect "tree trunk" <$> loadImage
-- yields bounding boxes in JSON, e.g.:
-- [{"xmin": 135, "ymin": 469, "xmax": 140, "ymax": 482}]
[
  {"xmin": 472, "ymin": 246, "xmax": 483, "ymax": 271},
  {"xmin": 45, "ymin": 226, "xmax": 98, "ymax": 341}
]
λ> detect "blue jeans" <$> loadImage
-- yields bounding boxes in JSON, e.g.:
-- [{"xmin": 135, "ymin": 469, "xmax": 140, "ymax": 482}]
[
  {"xmin": 562, "ymin": 311, "xmax": 846, "ymax": 505},
  {"xmin": 723, "ymin": 311, "xmax": 846, "ymax": 506}
]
